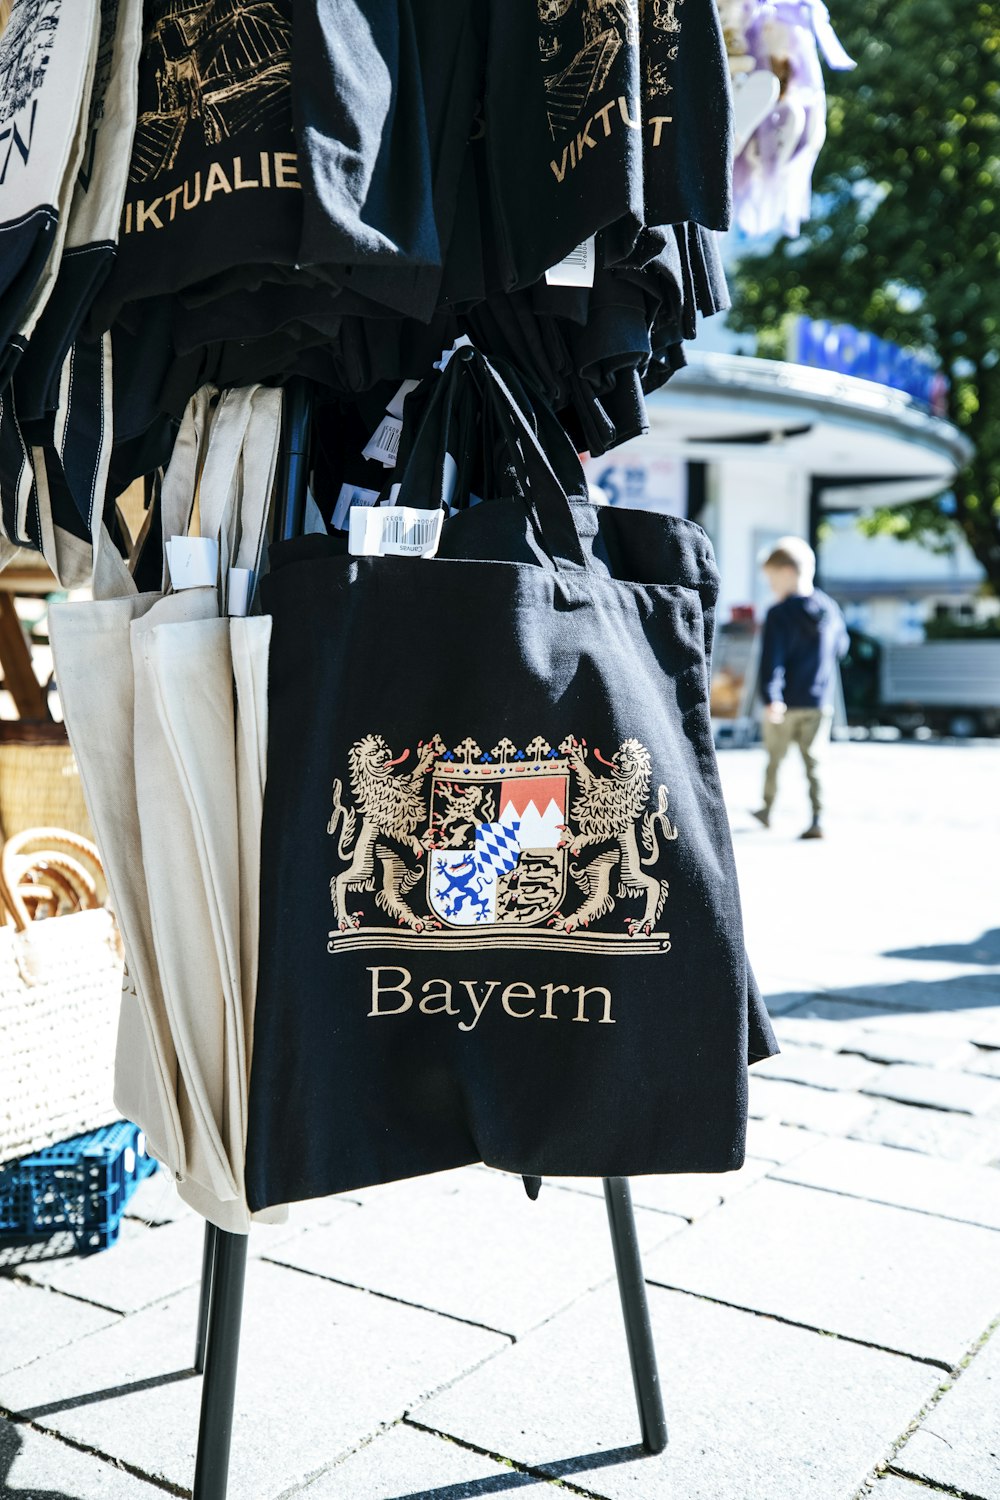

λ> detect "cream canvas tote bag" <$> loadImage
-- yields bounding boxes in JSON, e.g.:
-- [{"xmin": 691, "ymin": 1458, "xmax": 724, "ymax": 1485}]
[
  {"xmin": 48, "ymin": 388, "xmax": 217, "ymax": 1181},
  {"xmin": 135, "ymin": 384, "xmax": 282, "ymax": 1229},
  {"xmin": 54, "ymin": 385, "xmax": 284, "ymax": 1228}
]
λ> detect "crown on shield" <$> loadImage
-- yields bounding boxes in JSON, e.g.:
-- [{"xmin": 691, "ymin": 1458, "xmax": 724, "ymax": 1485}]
[{"xmin": 451, "ymin": 737, "xmax": 483, "ymax": 766}]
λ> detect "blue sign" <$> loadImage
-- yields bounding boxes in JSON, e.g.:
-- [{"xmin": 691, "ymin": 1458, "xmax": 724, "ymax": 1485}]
[{"xmin": 790, "ymin": 317, "xmax": 948, "ymax": 415}]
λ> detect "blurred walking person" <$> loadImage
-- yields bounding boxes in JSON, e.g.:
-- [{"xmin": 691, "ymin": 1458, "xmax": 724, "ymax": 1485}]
[{"xmin": 752, "ymin": 537, "xmax": 849, "ymax": 840}]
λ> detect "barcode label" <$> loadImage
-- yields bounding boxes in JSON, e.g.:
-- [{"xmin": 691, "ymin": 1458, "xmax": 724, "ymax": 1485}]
[
  {"xmin": 332, "ymin": 482, "xmax": 380, "ymax": 531},
  {"xmin": 363, "ymin": 414, "xmax": 403, "ymax": 467},
  {"xmin": 544, "ymin": 236, "xmax": 596, "ymax": 287},
  {"xmin": 349, "ymin": 505, "xmax": 444, "ymax": 559}
]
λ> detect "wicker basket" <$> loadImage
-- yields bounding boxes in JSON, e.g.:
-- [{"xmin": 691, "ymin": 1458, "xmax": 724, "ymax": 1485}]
[
  {"xmin": 0, "ymin": 724, "xmax": 94, "ymax": 843},
  {"xmin": 0, "ymin": 830, "xmax": 121, "ymax": 1167}
]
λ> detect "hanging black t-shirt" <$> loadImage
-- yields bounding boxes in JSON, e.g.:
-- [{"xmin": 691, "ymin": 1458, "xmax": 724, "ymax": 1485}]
[
  {"xmin": 292, "ymin": 0, "xmax": 438, "ymax": 272},
  {"xmin": 299, "ymin": 0, "xmax": 483, "ymax": 321},
  {"xmin": 484, "ymin": 0, "xmax": 732, "ymax": 292},
  {"xmin": 639, "ymin": 0, "xmax": 732, "ymax": 232},
  {"xmin": 484, "ymin": 0, "xmax": 644, "ymax": 291},
  {"xmin": 89, "ymin": 0, "xmax": 301, "ymax": 332}
]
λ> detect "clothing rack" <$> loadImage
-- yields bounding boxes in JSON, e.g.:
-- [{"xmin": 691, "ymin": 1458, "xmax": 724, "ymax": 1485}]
[{"xmin": 188, "ymin": 385, "xmax": 668, "ymax": 1500}]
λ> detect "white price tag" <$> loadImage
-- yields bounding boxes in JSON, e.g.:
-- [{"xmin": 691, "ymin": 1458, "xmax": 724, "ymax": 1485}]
[
  {"xmin": 349, "ymin": 505, "xmax": 444, "ymax": 559},
  {"xmin": 434, "ymin": 333, "xmax": 474, "ymax": 371},
  {"xmin": 386, "ymin": 378, "xmax": 420, "ymax": 419},
  {"xmin": 362, "ymin": 414, "xmax": 402, "ymax": 467},
  {"xmin": 227, "ymin": 567, "xmax": 253, "ymax": 618},
  {"xmin": 442, "ymin": 451, "xmax": 459, "ymax": 512},
  {"xmin": 166, "ymin": 535, "xmax": 218, "ymax": 590},
  {"xmin": 332, "ymin": 482, "xmax": 380, "ymax": 531},
  {"xmin": 361, "ymin": 380, "xmax": 421, "ymax": 468},
  {"xmin": 544, "ymin": 236, "xmax": 596, "ymax": 288}
]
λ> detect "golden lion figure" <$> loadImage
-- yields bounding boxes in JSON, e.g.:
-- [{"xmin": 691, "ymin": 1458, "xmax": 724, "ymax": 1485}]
[
  {"xmin": 426, "ymin": 782, "xmax": 497, "ymax": 851},
  {"xmin": 552, "ymin": 736, "xmax": 678, "ymax": 936},
  {"xmin": 328, "ymin": 733, "xmax": 443, "ymax": 932}
]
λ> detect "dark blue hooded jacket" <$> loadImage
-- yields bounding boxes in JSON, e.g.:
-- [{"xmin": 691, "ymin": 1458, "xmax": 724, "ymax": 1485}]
[{"xmin": 761, "ymin": 590, "xmax": 849, "ymax": 709}]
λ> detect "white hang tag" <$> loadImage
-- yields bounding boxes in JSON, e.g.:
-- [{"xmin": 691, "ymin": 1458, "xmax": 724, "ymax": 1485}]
[
  {"xmin": 544, "ymin": 236, "xmax": 596, "ymax": 288},
  {"xmin": 166, "ymin": 535, "xmax": 218, "ymax": 591},
  {"xmin": 303, "ymin": 487, "xmax": 328, "ymax": 535},
  {"xmin": 332, "ymin": 482, "xmax": 381, "ymax": 531},
  {"xmin": 227, "ymin": 567, "xmax": 253, "ymax": 618},
  {"xmin": 362, "ymin": 414, "xmax": 402, "ymax": 468},
  {"xmin": 386, "ymin": 378, "xmax": 420, "ymax": 419},
  {"xmin": 434, "ymin": 333, "xmax": 474, "ymax": 372},
  {"xmin": 442, "ymin": 451, "xmax": 459, "ymax": 512},
  {"xmin": 349, "ymin": 505, "xmax": 444, "ymax": 559},
  {"xmin": 361, "ymin": 379, "xmax": 421, "ymax": 469}
]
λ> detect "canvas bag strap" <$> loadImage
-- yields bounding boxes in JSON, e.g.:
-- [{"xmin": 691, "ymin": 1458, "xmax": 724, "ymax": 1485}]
[
  {"xmin": 159, "ymin": 384, "xmax": 218, "ymax": 592},
  {"xmin": 187, "ymin": 383, "xmax": 281, "ymax": 611},
  {"xmin": 390, "ymin": 353, "xmax": 476, "ymax": 515},
  {"xmin": 481, "ymin": 353, "xmax": 592, "ymax": 513},
  {"xmin": 232, "ymin": 385, "xmax": 283, "ymax": 580},
  {"xmin": 197, "ymin": 385, "xmax": 256, "ymax": 584},
  {"xmin": 475, "ymin": 351, "xmax": 592, "ymax": 572},
  {"xmin": 394, "ymin": 349, "xmax": 592, "ymax": 573}
]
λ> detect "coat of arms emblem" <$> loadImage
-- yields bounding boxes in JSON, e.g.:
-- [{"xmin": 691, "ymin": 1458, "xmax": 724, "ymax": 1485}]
[
  {"xmin": 427, "ymin": 746, "xmax": 569, "ymax": 928},
  {"xmin": 327, "ymin": 731, "xmax": 679, "ymax": 951}
]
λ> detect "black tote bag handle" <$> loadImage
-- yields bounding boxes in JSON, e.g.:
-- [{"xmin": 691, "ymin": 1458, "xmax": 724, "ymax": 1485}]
[
  {"xmin": 471, "ymin": 350, "xmax": 593, "ymax": 573},
  {"xmin": 392, "ymin": 352, "xmax": 480, "ymax": 512},
  {"xmin": 479, "ymin": 353, "xmax": 594, "ymax": 550},
  {"xmin": 394, "ymin": 346, "xmax": 593, "ymax": 574}
]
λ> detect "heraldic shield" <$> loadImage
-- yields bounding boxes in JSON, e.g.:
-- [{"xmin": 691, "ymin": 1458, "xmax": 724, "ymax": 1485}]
[
  {"xmin": 326, "ymin": 730, "xmax": 680, "ymax": 952},
  {"xmin": 427, "ymin": 740, "xmax": 568, "ymax": 930}
]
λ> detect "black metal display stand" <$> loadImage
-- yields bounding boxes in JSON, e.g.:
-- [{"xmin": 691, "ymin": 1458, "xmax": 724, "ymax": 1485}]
[{"xmin": 189, "ymin": 382, "xmax": 668, "ymax": 1499}]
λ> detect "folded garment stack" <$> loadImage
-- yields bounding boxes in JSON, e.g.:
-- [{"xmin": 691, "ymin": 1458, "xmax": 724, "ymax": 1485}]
[{"xmin": 0, "ymin": 0, "xmax": 735, "ymax": 582}]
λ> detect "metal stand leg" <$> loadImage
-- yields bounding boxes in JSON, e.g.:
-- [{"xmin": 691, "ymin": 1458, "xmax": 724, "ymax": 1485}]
[
  {"xmin": 193, "ymin": 1229, "xmax": 249, "ymax": 1500},
  {"xmin": 194, "ymin": 1222, "xmax": 218, "ymax": 1374},
  {"xmin": 604, "ymin": 1177, "xmax": 668, "ymax": 1455}
]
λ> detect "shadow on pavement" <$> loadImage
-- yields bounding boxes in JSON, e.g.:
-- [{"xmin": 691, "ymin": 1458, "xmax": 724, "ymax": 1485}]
[
  {"xmin": 884, "ymin": 929, "xmax": 1000, "ymax": 967},
  {"xmin": 386, "ymin": 1444, "xmax": 648, "ymax": 1499},
  {"xmin": 767, "ymin": 972, "xmax": 1000, "ymax": 1022},
  {"xmin": 0, "ymin": 1236, "xmax": 84, "ymax": 1274},
  {"xmin": 18, "ymin": 1368, "xmax": 194, "ymax": 1423},
  {"xmin": 1, "ymin": 1422, "xmax": 78, "ymax": 1500}
]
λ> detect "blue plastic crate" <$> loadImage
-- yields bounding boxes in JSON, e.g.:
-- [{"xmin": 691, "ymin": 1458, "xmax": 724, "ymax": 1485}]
[{"xmin": 0, "ymin": 1121, "xmax": 157, "ymax": 1253}]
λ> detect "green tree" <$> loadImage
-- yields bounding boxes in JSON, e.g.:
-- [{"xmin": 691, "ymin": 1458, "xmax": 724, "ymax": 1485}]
[{"xmin": 727, "ymin": 0, "xmax": 1000, "ymax": 593}]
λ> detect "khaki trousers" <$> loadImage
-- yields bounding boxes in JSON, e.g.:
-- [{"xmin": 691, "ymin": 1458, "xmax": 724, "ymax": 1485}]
[{"xmin": 762, "ymin": 708, "xmax": 827, "ymax": 818}]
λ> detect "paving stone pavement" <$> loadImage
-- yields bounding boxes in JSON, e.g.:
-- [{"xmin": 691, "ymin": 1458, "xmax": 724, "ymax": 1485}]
[
  {"xmin": 414, "ymin": 1283, "xmax": 944, "ymax": 1500},
  {"xmin": 1, "ymin": 741, "xmax": 998, "ymax": 1500},
  {"xmin": 771, "ymin": 1135, "xmax": 1000, "ymax": 1230},
  {"xmin": 0, "ymin": 1417, "xmax": 166, "ymax": 1498},
  {"xmin": 643, "ymin": 1178, "xmax": 1000, "ymax": 1365},
  {"xmin": 859, "ymin": 1061, "xmax": 1000, "ymax": 1115},
  {"xmin": 891, "ymin": 1322, "xmax": 1000, "ymax": 1500},
  {"xmin": 863, "ymin": 1478, "xmax": 962, "ymax": 1499},
  {"xmin": 262, "ymin": 1167, "xmax": 685, "ymax": 1337}
]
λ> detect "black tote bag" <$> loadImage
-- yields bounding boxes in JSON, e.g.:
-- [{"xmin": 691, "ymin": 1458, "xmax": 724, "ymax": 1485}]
[{"xmin": 245, "ymin": 351, "xmax": 774, "ymax": 1210}]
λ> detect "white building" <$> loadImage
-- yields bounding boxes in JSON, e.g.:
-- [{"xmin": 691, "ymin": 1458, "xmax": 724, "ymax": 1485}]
[
  {"xmin": 821, "ymin": 518, "xmax": 990, "ymax": 644},
  {"xmin": 587, "ymin": 350, "xmax": 972, "ymax": 633}
]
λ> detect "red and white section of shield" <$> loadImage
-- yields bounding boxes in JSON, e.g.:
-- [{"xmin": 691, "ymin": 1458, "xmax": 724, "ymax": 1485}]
[{"xmin": 498, "ymin": 776, "xmax": 566, "ymax": 849}]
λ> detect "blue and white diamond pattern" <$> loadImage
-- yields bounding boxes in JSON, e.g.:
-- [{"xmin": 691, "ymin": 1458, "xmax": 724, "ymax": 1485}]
[{"xmin": 474, "ymin": 820, "xmax": 522, "ymax": 879}]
